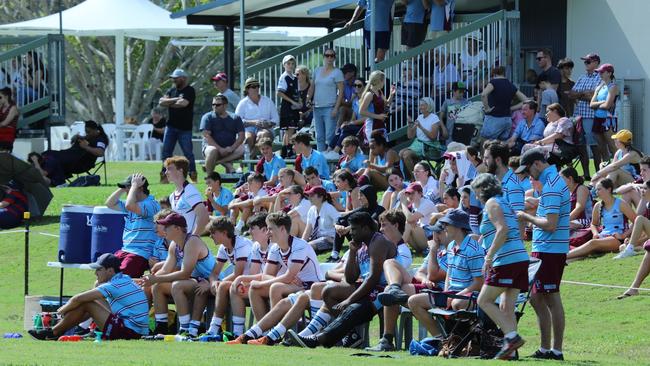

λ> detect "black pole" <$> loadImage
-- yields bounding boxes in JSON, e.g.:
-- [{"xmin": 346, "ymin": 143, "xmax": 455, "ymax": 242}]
[
  {"xmin": 24, "ymin": 212, "xmax": 30, "ymax": 296},
  {"xmin": 224, "ymin": 26, "xmax": 235, "ymax": 90}
]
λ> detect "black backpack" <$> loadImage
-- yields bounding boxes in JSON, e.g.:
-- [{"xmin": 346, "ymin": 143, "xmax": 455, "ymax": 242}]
[{"xmin": 68, "ymin": 174, "xmax": 101, "ymax": 187}]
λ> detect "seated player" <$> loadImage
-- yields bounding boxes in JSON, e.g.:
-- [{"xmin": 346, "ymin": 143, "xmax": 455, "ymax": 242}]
[
  {"xmin": 302, "ymin": 186, "xmax": 341, "ymax": 254},
  {"xmin": 293, "ymin": 132, "xmax": 330, "ymax": 180},
  {"xmin": 254, "ymin": 138, "xmax": 287, "ymax": 187},
  {"xmin": 272, "ymin": 185, "xmax": 311, "ymax": 237},
  {"xmin": 303, "ymin": 166, "xmax": 337, "ymax": 192},
  {"xmin": 254, "ymin": 168, "xmax": 298, "ymax": 212},
  {"xmin": 204, "ymin": 172, "xmax": 234, "ymax": 217},
  {"xmin": 230, "ymin": 172, "xmax": 268, "ymax": 234}
]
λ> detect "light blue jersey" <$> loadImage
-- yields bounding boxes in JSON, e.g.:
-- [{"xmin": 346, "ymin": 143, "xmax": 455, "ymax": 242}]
[
  {"xmin": 532, "ymin": 166, "xmax": 570, "ymax": 254},
  {"xmin": 118, "ymin": 195, "xmax": 161, "ymax": 259},
  {"xmin": 446, "ymin": 236, "xmax": 484, "ymax": 292},
  {"xmin": 480, "ymin": 195, "xmax": 529, "ymax": 267},
  {"xmin": 96, "ymin": 273, "xmax": 149, "ymax": 335}
]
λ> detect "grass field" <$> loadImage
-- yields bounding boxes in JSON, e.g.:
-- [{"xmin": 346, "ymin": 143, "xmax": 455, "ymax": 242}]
[{"xmin": 1, "ymin": 162, "xmax": 650, "ymax": 365}]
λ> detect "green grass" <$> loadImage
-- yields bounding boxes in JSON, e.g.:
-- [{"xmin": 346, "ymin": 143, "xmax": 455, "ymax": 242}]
[{"xmin": 1, "ymin": 162, "xmax": 650, "ymax": 365}]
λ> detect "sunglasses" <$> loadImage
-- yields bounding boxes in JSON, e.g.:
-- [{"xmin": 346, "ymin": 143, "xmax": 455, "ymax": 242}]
[
  {"xmin": 536, "ymin": 57, "xmax": 545, "ymax": 61},
  {"xmin": 212, "ymin": 103, "xmax": 224, "ymax": 107},
  {"xmin": 247, "ymin": 84, "xmax": 260, "ymax": 89},
  {"xmin": 354, "ymin": 84, "xmax": 364, "ymax": 88},
  {"xmin": 324, "ymin": 54, "xmax": 336, "ymax": 58}
]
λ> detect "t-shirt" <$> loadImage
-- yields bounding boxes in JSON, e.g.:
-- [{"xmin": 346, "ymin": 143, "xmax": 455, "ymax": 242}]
[
  {"xmin": 169, "ymin": 182, "xmax": 204, "ymax": 233},
  {"xmin": 210, "ymin": 187, "xmax": 234, "ymax": 217},
  {"xmin": 487, "ymin": 78, "xmax": 517, "ymax": 117},
  {"xmin": 512, "ymin": 117, "xmax": 545, "ymax": 142},
  {"xmin": 339, "ymin": 152, "xmax": 367, "ymax": 172},
  {"xmin": 216, "ymin": 235, "xmax": 254, "ymax": 275},
  {"xmin": 422, "ymin": 176, "xmax": 439, "ymax": 202},
  {"xmin": 250, "ymin": 241, "xmax": 271, "ymax": 272},
  {"xmin": 267, "ymin": 236, "xmax": 323, "ymax": 283},
  {"xmin": 358, "ymin": 0, "xmax": 395, "ymax": 32},
  {"xmin": 257, "ymin": 155, "xmax": 286, "ymax": 181},
  {"xmin": 446, "ymin": 236, "xmax": 485, "ymax": 292},
  {"xmin": 220, "ymin": 89, "xmax": 241, "ymax": 113},
  {"xmin": 235, "ymin": 96, "xmax": 280, "ymax": 126},
  {"xmin": 416, "ymin": 113, "xmax": 441, "ymax": 142},
  {"xmin": 146, "ymin": 117, "xmax": 166, "ymax": 140},
  {"xmin": 300, "ymin": 150, "xmax": 330, "ymax": 178},
  {"xmin": 537, "ymin": 66, "xmax": 562, "ymax": 87},
  {"xmin": 413, "ymin": 198, "xmax": 437, "ymax": 227},
  {"xmin": 540, "ymin": 88, "xmax": 559, "ymax": 115},
  {"xmin": 313, "ymin": 67, "xmax": 344, "ymax": 108},
  {"xmin": 165, "ymin": 85, "xmax": 195, "ymax": 131},
  {"xmin": 200, "ymin": 111, "xmax": 244, "ymax": 150},
  {"xmin": 460, "ymin": 49, "xmax": 486, "ymax": 73},
  {"xmin": 404, "ymin": 0, "xmax": 426, "ymax": 24},
  {"xmin": 532, "ymin": 165, "xmax": 570, "ymax": 254},
  {"xmin": 292, "ymin": 198, "xmax": 312, "ymax": 218},
  {"xmin": 96, "ymin": 273, "xmax": 149, "ymax": 335},
  {"xmin": 430, "ymin": 0, "xmax": 454, "ymax": 31},
  {"xmin": 306, "ymin": 202, "xmax": 340, "ymax": 239},
  {"xmin": 117, "ymin": 195, "xmax": 161, "ymax": 259}
]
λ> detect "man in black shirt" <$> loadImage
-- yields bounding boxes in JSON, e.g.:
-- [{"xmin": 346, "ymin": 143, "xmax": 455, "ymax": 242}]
[
  {"xmin": 535, "ymin": 49, "xmax": 561, "ymax": 112},
  {"xmin": 159, "ymin": 69, "xmax": 197, "ymax": 183}
]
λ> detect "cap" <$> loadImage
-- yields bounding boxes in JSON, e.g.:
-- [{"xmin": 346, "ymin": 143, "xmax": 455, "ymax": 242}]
[
  {"xmin": 431, "ymin": 221, "xmax": 445, "ymax": 234},
  {"xmin": 156, "ymin": 212, "xmax": 187, "ymax": 228},
  {"xmin": 89, "ymin": 253, "xmax": 122, "ymax": 272},
  {"xmin": 244, "ymin": 77, "xmax": 260, "ymax": 89},
  {"xmin": 611, "ymin": 129, "xmax": 632, "ymax": 143},
  {"xmin": 305, "ymin": 186, "xmax": 328, "ymax": 197},
  {"xmin": 438, "ymin": 209, "xmax": 471, "ymax": 231},
  {"xmin": 595, "ymin": 63, "xmax": 614, "ymax": 74},
  {"xmin": 404, "ymin": 182, "xmax": 423, "ymax": 194},
  {"xmin": 282, "ymin": 55, "xmax": 296, "ymax": 65},
  {"xmin": 211, "ymin": 72, "xmax": 228, "ymax": 82},
  {"xmin": 515, "ymin": 148, "xmax": 547, "ymax": 174},
  {"xmin": 169, "ymin": 69, "xmax": 188, "ymax": 78},
  {"xmin": 443, "ymin": 152, "xmax": 459, "ymax": 160},
  {"xmin": 117, "ymin": 174, "xmax": 149, "ymax": 191},
  {"xmin": 452, "ymin": 81, "xmax": 466, "ymax": 91},
  {"xmin": 580, "ymin": 53, "xmax": 601, "ymax": 63}
]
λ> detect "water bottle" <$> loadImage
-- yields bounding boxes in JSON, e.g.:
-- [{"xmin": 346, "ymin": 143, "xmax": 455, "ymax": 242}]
[
  {"xmin": 163, "ymin": 335, "xmax": 176, "ymax": 342},
  {"xmin": 33, "ymin": 314, "xmax": 43, "ymax": 330},
  {"xmin": 94, "ymin": 331, "xmax": 103, "ymax": 343}
]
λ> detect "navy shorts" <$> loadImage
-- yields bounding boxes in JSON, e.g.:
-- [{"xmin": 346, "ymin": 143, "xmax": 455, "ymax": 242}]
[{"xmin": 363, "ymin": 30, "xmax": 391, "ymax": 50}]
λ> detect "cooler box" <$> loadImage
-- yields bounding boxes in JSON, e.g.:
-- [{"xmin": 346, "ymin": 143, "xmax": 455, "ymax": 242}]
[
  {"xmin": 58, "ymin": 205, "xmax": 94, "ymax": 263},
  {"xmin": 90, "ymin": 206, "xmax": 126, "ymax": 262}
]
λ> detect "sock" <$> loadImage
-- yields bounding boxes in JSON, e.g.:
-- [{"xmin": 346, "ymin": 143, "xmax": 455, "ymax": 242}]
[
  {"xmin": 299, "ymin": 310, "xmax": 331, "ymax": 337},
  {"xmin": 188, "ymin": 320, "xmax": 201, "ymax": 336},
  {"xmin": 232, "ymin": 316, "xmax": 246, "ymax": 336},
  {"xmin": 330, "ymin": 250, "xmax": 339, "ymax": 259},
  {"xmin": 244, "ymin": 324, "xmax": 263, "ymax": 339},
  {"xmin": 505, "ymin": 331, "xmax": 517, "ymax": 339},
  {"xmin": 551, "ymin": 349, "xmax": 563, "ymax": 356},
  {"xmin": 267, "ymin": 324, "xmax": 286, "ymax": 341},
  {"xmin": 539, "ymin": 347, "xmax": 550, "ymax": 353},
  {"xmin": 178, "ymin": 314, "xmax": 190, "ymax": 331},
  {"xmin": 155, "ymin": 313, "xmax": 168, "ymax": 325},
  {"xmin": 78, "ymin": 318, "xmax": 92, "ymax": 329},
  {"xmin": 383, "ymin": 333, "xmax": 394, "ymax": 343},
  {"xmin": 208, "ymin": 316, "xmax": 223, "ymax": 334},
  {"xmin": 309, "ymin": 300, "xmax": 324, "ymax": 318}
]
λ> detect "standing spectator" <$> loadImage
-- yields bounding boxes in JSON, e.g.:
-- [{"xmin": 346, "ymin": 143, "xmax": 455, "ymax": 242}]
[
  {"xmin": 432, "ymin": 49, "xmax": 460, "ymax": 109},
  {"xmin": 277, "ymin": 55, "xmax": 301, "ymax": 159},
  {"xmin": 159, "ymin": 69, "xmax": 197, "ymax": 184},
  {"xmin": 400, "ymin": 97, "xmax": 447, "ymax": 175},
  {"xmin": 424, "ymin": 0, "xmax": 455, "ymax": 39},
  {"xmin": 515, "ymin": 148, "xmax": 570, "ymax": 361},
  {"xmin": 401, "ymin": 0, "xmax": 427, "ymax": 49},
  {"xmin": 144, "ymin": 107, "xmax": 166, "ymax": 161},
  {"xmin": 211, "ymin": 72, "xmax": 240, "ymax": 113},
  {"xmin": 236, "ymin": 77, "xmax": 279, "ymax": 156},
  {"xmin": 308, "ymin": 50, "xmax": 344, "ymax": 155},
  {"xmin": 201, "ymin": 95, "xmax": 245, "ymax": 174},
  {"xmin": 569, "ymin": 53, "xmax": 602, "ymax": 177},
  {"xmin": 480, "ymin": 66, "xmax": 527, "ymax": 141},
  {"xmin": 346, "ymin": 0, "xmax": 395, "ymax": 63},
  {"xmin": 590, "ymin": 63, "xmax": 619, "ymax": 161},
  {"xmin": 460, "ymin": 31, "xmax": 486, "ymax": 91},
  {"xmin": 557, "ymin": 58, "xmax": 576, "ymax": 117},
  {"xmin": 0, "ymin": 87, "xmax": 19, "ymax": 152},
  {"xmin": 359, "ymin": 70, "xmax": 396, "ymax": 145},
  {"xmin": 439, "ymin": 81, "xmax": 468, "ymax": 144},
  {"xmin": 484, "ymin": 141, "xmax": 525, "ymax": 213},
  {"xmin": 535, "ymin": 49, "xmax": 561, "ymax": 103},
  {"xmin": 394, "ymin": 63, "xmax": 421, "ymax": 127},
  {"xmin": 341, "ymin": 63, "xmax": 358, "ymax": 105},
  {"xmin": 506, "ymin": 100, "xmax": 545, "ymax": 155},
  {"xmin": 0, "ymin": 181, "xmax": 27, "ymax": 229},
  {"xmin": 296, "ymin": 65, "xmax": 313, "ymax": 135}
]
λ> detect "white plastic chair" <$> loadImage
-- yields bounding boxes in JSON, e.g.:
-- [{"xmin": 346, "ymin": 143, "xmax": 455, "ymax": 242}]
[
  {"xmin": 49, "ymin": 126, "xmax": 71, "ymax": 150},
  {"xmin": 70, "ymin": 121, "xmax": 85, "ymax": 137},
  {"xmin": 101, "ymin": 123, "xmax": 118, "ymax": 161},
  {"xmin": 125, "ymin": 124, "xmax": 153, "ymax": 161}
]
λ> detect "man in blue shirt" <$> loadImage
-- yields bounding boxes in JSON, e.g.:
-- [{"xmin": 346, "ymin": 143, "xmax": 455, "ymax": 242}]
[
  {"xmin": 293, "ymin": 132, "xmax": 330, "ymax": 179},
  {"xmin": 105, "ymin": 173, "xmax": 161, "ymax": 278},
  {"xmin": 346, "ymin": 0, "xmax": 395, "ymax": 63},
  {"xmin": 515, "ymin": 148, "xmax": 570, "ymax": 361},
  {"xmin": 29, "ymin": 253, "xmax": 149, "ymax": 341},
  {"xmin": 484, "ymin": 141, "xmax": 525, "ymax": 212},
  {"xmin": 507, "ymin": 100, "xmax": 545, "ymax": 155},
  {"xmin": 201, "ymin": 94, "xmax": 245, "ymax": 174},
  {"xmin": 401, "ymin": 0, "xmax": 427, "ymax": 49},
  {"xmin": 255, "ymin": 138, "xmax": 286, "ymax": 187}
]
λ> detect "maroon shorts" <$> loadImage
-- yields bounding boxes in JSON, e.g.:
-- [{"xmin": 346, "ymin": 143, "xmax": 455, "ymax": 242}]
[
  {"xmin": 411, "ymin": 277, "xmax": 442, "ymax": 294},
  {"xmin": 644, "ymin": 239, "xmax": 650, "ymax": 252},
  {"xmin": 531, "ymin": 252, "xmax": 567, "ymax": 293},
  {"xmin": 102, "ymin": 313, "xmax": 144, "ymax": 340},
  {"xmin": 485, "ymin": 260, "xmax": 529, "ymax": 292},
  {"xmin": 115, "ymin": 250, "xmax": 149, "ymax": 278}
]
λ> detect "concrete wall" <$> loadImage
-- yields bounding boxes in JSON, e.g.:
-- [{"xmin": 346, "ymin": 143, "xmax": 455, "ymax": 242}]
[{"xmin": 567, "ymin": 0, "xmax": 650, "ymax": 151}]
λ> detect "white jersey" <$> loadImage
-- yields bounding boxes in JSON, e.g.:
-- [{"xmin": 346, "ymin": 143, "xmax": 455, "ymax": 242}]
[
  {"xmin": 267, "ymin": 236, "xmax": 323, "ymax": 284},
  {"xmin": 216, "ymin": 235, "xmax": 253, "ymax": 275},
  {"xmin": 170, "ymin": 182, "xmax": 204, "ymax": 233},
  {"xmin": 250, "ymin": 241, "xmax": 271, "ymax": 273},
  {"xmin": 396, "ymin": 242, "xmax": 413, "ymax": 269}
]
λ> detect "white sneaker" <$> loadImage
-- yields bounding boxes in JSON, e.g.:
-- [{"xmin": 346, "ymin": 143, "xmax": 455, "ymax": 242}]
[
  {"xmin": 613, "ymin": 244, "xmax": 636, "ymax": 259},
  {"xmin": 324, "ymin": 151, "xmax": 340, "ymax": 160}
]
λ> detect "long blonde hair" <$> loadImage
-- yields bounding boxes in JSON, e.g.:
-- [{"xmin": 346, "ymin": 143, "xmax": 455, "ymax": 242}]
[
  {"xmin": 363, "ymin": 70, "xmax": 385, "ymax": 96},
  {"xmin": 296, "ymin": 65, "xmax": 311, "ymax": 84}
]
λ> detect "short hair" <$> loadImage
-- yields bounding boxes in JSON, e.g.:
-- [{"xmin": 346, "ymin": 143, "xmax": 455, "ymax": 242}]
[
  {"xmin": 538, "ymin": 48, "xmax": 553, "ymax": 59},
  {"xmin": 164, "ymin": 156, "xmax": 190, "ymax": 178},
  {"xmin": 348, "ymin": 211, "xmax": 377, "ymax": 232},
  {"xmin": 444, "ymin": 187, "xmax": 460, "ymax": 201},
  {"xmin": 639, "ymin": 156, "xmax": 650, "ymax": 168},
  {"xmin": 370, "ymin": 130, "xmax": 387, "ymax": 146},
  {"xmin": 266, "ymin": 212, "xmax": 292, "ymax": 232},
  {"xmin": 557, "ymin": 57, "xmax": 574, "ymax": 69},
  {"xmin": 206, "ymin": 216, "xmax": 235, "ymax": 239},
  {"xmin": 386, "ymin": 167, "xmax": 404, "ymax": 180},
  {"xmin": 342, "ymin": 135, "xmax": 360, "ymax": 147},
  {"xmin": 546, "ymin": 102, "xmax": 566, "ymax": 117},
  {"xmin": 341, "ymin": 63, "xmax": 357, "ymax": 74},
  {"xmin": 303, "ymin": 166, "xmax": 319, "ymax": 177},
  {"xmin": 379, "ymin": 209, "xmax": 406, "ymax": 234},
  {"xmin": 598, "ymin": 178, "xmax": 615, "ymax": 194},
  {"xmin": 491, "ymin": 66, "xmax": 506, "ymax": 77},
  {"xmin": 214, "ymin": 94, "xmax": 228, "ymax": 105},
  {"xmin": 471, "ymin": 173, "xmax": 503, "ymax": 202},
  {"xmin": 292, "ymin": 132, "xmax": 312, "ymax": 146},
  {"xmin": 486, "ymin": 141, "xmax": 510, "ymax": 166},
  {"xmin": 335, "ymin": 170, "xmax": 357, "ymax": 189},
  {"xmin": 205, "ymin": 171, "xmax": 222, "ymax": 183},
  {"xmin": 522, "ymin": 99, "xmax": 538, "ymax": 111},
  {"xmin": 278, "ymin": 167, "xmax": 295, "ymax": 179},
  {"xmin": 256, "ymin": 138, "xmax": 273, "ymax": 149},
  {"xmin": 247, "ymin": 172, "xmax": 265, "ymax": 185},
  {"xmin": 247, "ymin": 213, "xmax": 268, "ymax": 229},
  {"xmin": 466, "ymin": 145, "xmax": 480, "ymax": 160},
  {"xmin": 508, "ymin": 156, "xmax": 521, "ymax": 170},
  {"xmin": 153, "ymin": 208, "xmax": 173, "ymax": 222}
]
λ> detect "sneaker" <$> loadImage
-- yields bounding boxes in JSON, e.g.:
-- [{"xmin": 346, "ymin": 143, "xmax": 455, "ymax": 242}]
[
  {"xmin": 365, "ymin": 337, "xmax": 395, "ymax": 352},
  {"xmin": 247, "ymin": 336, "xmax": 278, "ymax": 346},
  {"xmin": 325, "ymin": 255, "xmax": 340, "ymax": 263},
  {"xmin": 341, "ymin": 329, "xmax": 363, "ymax": 348},
  {"xmin": 159, "ymin": 172, "xmax": 168, "ymax": 184},
  {"xmin": 614, "ymin": 244, "xmax": 636, "ymax": 259},
  {"xmin": 547, "ymin": 351, "xmax": 564, "ymax": 360},
  {"xmin": 153, "ymin": 323, "xmax": 169, "ymax": 335},
  {"xmin": 142, "ymin": 334, "xmax": 165, "ymax": 341},
  {"xmin": 323, "ymin": 151, "xmax": 340, "ymax": 160},
  {"xmin": 529, "ymin": 349, "xmax": 552, "ymax": 359},
  {"xmin": 73, "ymin": 326, "xmax": 90, "ymax": 337},
  {"xmin": 281, "ymin": 334, "xmax": 295, "ymax": 347},
  {"xmin": 198, "ymin": 332, "xmax": 222, "ymax": 342},
  {"xmin": 286, "ymin": 330, "xmax": 319, "ymax": 348},
  {"xmin": 377, "ymin": 285, "xmax": 409, "ymax": 306},
  {"xmin": 28, "ymin": 329, "xmax": 58, "ymax": 341},
  {"xmin": 494, "ymin": 334, "xmax": 525, "ymax": 360},
  {"xmin": 176, "ymin": 330, "xmax": 197, "ymax": 341},
  {"xmin": 225, "ymin": 334, "xmax": 251, "ymax": 345}
]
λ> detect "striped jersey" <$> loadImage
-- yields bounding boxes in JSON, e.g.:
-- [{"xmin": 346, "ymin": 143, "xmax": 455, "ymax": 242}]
[
  {"xmin": 118, "ymin": 195, "xmax": 161, "ymax": 259},
  {"xmin": 96, "ymin": 273, "xmax": 149, "ymax": 335},
  {"xmin": 480, "ymin": 195, "xmax": 529, "ymax": 267},
  {"xmin": 419, "ymin": 248, "xmax": 449, "ymax": 289},
  {"xmin": 501, "ymin": 169, "xmax": 525, "ymax": 212},
  {"xmin": 446, "ymin": 236, "xmax": 485, "ymax": 292},
  {"xmin": 170, "ymin": 182, "xmax": 204, "ymax": 233},
  {"xmin": 216, "ymin": 235, "xmax": 253, "ymax": 275},
  {"xmin": 267, "ymin": 236, "xmax": 323, "ymax": 283},
  {"xmin": 532, "ymin": 166, "xmax": 570, "ymax": 254}
]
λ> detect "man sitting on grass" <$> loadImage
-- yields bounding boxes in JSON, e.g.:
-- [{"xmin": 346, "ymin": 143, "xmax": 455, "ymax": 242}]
[{"xmin": 29, "ymin": 253, "xmax": 149, "ymax": 341}]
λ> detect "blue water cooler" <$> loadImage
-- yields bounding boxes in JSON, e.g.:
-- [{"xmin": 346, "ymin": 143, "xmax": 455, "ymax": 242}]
[
  {"xmin": 58, "ymin": 205, "xmax": 94, "ymax": 263},
  {"xmin": 90, "ymin": 206, "xmax": 126, "ymax": 262}
]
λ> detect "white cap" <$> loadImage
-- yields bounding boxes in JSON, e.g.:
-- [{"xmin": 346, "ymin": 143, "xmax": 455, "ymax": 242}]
[
  {"xmin": 169, "ymin": 69, "xmax": 188, "ymax": 78},
  {"xmin": 282, "ymin": 55, "xmax": 296, "ymax": 65}
]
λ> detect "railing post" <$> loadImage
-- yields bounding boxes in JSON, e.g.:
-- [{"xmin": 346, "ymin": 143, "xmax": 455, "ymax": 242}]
[{"xmin": 240, "ymin": 0, "xmax": 246, "ymax": 96}]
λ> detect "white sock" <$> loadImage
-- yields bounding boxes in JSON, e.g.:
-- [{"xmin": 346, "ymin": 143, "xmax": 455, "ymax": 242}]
[
  {"xmin": 178, "ymin": 314, "xmax": 191, "ymax": 330},
  {"xmin": 188, "ymin": 320, "xmax": 201, "ymax": 336},
  {"xmin": 267, "ymin": 323, "xmax": 287, "ymax": 341},
  {"xmin": 78, "ymin": 318, "xmax": 92, "ymax": 329},
  {"xmin": 551, "ymin": 349, "xmax": 563, "ymax": 355},
  {"xmin": 232, "ymin": 316, "xmax": 246, "ymax": 336},
  {"xmin": 309, "ymin": 300, "xmax": 323, "ymax": 317},
  {"xmin": 299, "ymin": 310, "xmax": 330, "ymax": 337},
  {"xmin": 505, "ymin": 331, "xmax": 517, "ymax": 339},
  {"xmin": 209, "ymin": 316, "xmax": 223, "ymax": 334},
  {"xmin": 155, "ymin": 313, "xmax": 168, "ymax": 322},
  {"xmin": 245, "ymin": 324, "xmax": 263, "ymax": 339}
]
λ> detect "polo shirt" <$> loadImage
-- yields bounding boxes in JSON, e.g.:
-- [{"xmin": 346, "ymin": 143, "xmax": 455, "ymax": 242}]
[
  {"xmin": 200, "ymin": 111, "xmax": 244, "ymax": 150},
  {"xmin": 300, "ymin": 150, "xmax": 330, "ymax": 179},
  {"xmin": 419, "ymin": 248, "xmax": 449, "ymax": 289},
  {"xmin": 358, "ymin": 0, "xmax": 395, "ymax": 32},
  {"xmin": 96, "ymin": 273, "xmax": 149, "ymax": 335},
  {"xmin": 512, "ymin": 117, "xmax": 545, "ymax": 143},
  {"xmin": 480, "ymin": 195, "xmax": 528, "ymax": 267},
  {"xmin": 532, "ymin": 165, "xmax": 570, "ymax": 254},
  {"xmin": 117, "ymin": 195, "xmax": 161, "ymax": 259},
  {"xmin": 256, "ymin": 155, "xmax": 286, "ymax": 181},
  {"xmin": 404, "ymin": 0, "xmax": 426, "ymax": 24},
  {"xmin": 446, "ymin": 235, "xmax": 484, "ymax": 292},
  {"xmin": 235, "ymin": 96, "xmax": 280, "ymax": 126},
  {"xmin": 501, "ymin": 169, "xmax": 525, "ymax": 212}
]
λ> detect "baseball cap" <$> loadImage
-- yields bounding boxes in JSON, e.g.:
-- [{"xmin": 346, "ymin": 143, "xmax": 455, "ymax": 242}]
[
  {"xmin": 156, "ymin": 212, "xmax": 187, "ymax": 228},
  {"xmin": 282, "ymin": 55, "xmax": 296, "ymax": 65},
  {"xmin": 438, "ymin": 209, "xmax": 471, "ymax": 231},
  {"xmin": 305, "ymin": 186, "xmax": 328, "ymax": 197},
  {"xmin": 595, "ymin": 63, "xmax": 614, "ymax": 74},
  {"xmin": 580, "ymin": 53, "xmax": 601, "ymax": 63},
  {"xmin": 211, "ymin": 72, "xmax": 228, "ymax": 82},
  {"xmin": 514, "ymin": 148, "xmax": 547, "ymax": 174},
  {"xmin": 169, "ymin": 69, "xmax": 188, "ymax": 78},
  {"xmin": 404, "ymin": 182, "xmax": 423, "ymax": 194},
  {"xmin": 117, "ymin": 174, "xmax": 149, "ymax": 191},
  {"xmin": 611, "ymin": 129, "xmax": 632, "ymax": 143},
  {"xmin": 452, "ymin": 81, "xmax": 466, "ymax": 91},
  {"xmin": 89, "ymin": 253, "xmax": 122, "ymax": 272},
  {"xmin": 431, "ymin": 221, "xmax": 445, "ymax": 233}
]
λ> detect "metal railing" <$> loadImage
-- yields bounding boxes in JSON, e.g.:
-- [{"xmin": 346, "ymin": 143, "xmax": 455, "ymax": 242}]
[{"xmin": 0, "ymin": 34, "xmax": 65, "ymax": 129}]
